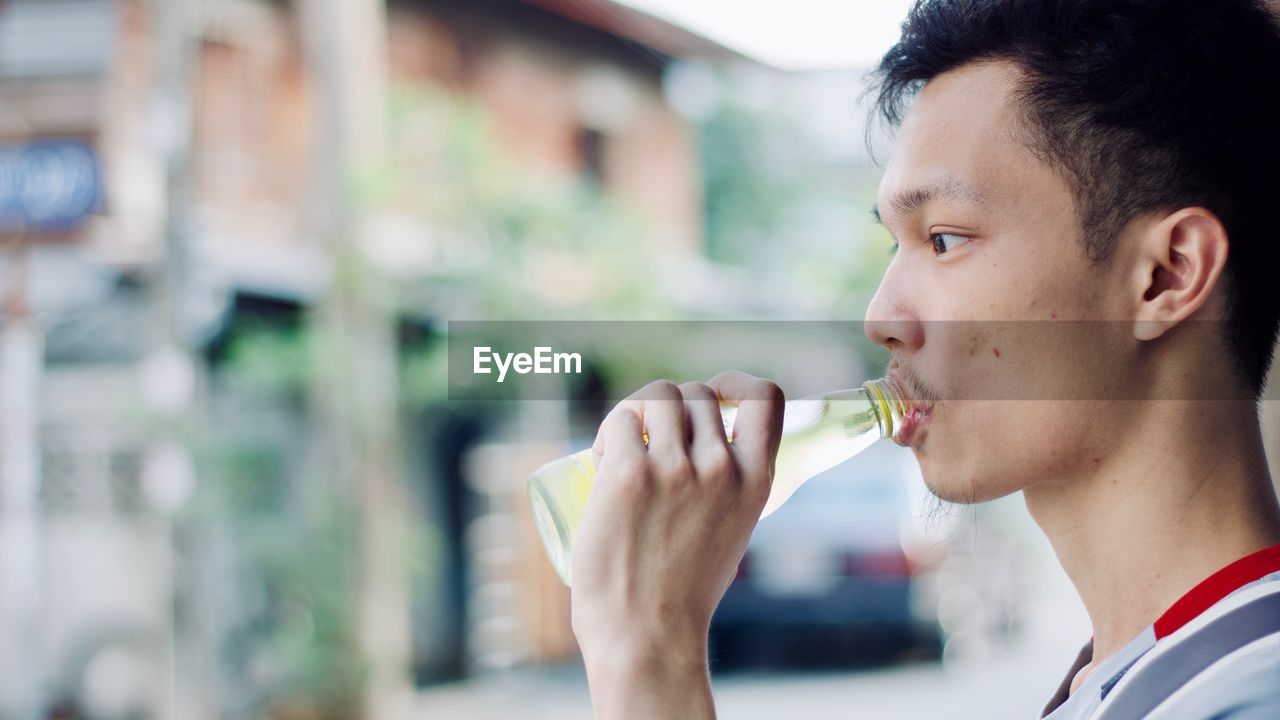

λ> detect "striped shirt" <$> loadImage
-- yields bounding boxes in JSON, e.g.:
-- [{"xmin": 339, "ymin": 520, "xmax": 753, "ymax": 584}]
[{"xmin": 1042, "ymin": 544, "xmax": 1280, "ymax": 720}]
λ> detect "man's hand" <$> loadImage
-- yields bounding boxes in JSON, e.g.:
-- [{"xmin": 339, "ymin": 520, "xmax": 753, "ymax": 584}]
[{"xmin": 570, "ymin": 371, "xmax": 785, "ymax": 720}]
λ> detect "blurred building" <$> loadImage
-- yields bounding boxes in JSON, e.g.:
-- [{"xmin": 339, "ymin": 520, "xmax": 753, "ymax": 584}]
[
  {"xmin": 0, "ymin": 0, "xmax": 741, "ymax": 716},
  {"xmin": 194, "ymin": 0, "xmax": 734, "ymax": 288}
]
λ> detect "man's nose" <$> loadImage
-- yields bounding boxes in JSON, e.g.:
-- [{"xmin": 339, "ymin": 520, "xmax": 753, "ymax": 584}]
[{"xmin": 864, "ymin": 280, "xmax": 924, "ymax": 353}]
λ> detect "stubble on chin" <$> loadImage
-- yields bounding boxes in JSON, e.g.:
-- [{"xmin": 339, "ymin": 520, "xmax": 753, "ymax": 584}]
[{"xmin": 920, "ymin": 464, "xmax": 981, "ymax": 510}]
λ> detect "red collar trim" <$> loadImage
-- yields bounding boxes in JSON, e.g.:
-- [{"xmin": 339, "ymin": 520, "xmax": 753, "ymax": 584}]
[{"xmin": 1153, "ymin": 543, "xmax": 1280, "ymax": 639}]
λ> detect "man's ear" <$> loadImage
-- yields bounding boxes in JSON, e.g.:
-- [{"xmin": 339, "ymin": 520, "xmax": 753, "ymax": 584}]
[{"xmin": 1132, "ymin": 208, "xmax": 1229, "ymax": 342}]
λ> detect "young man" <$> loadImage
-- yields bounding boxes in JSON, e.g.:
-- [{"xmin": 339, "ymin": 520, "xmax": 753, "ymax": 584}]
[{"xmin": 569, "ymin": 1, "xmax": 1280, "ymax": 718}]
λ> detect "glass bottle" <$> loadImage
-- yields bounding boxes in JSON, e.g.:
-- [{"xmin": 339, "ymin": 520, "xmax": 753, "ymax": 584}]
[{"xmin": 528, "ymin": 377, "xmax": 908, "ymax": 586}]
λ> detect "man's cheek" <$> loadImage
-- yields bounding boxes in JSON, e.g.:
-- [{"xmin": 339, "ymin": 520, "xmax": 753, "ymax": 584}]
[
  {"xmin": 979, "ymin": 401, "xmax": 1095, "ymax": 480},
  {"xmin": 929, "ymin": 326, "xmax": 1011, "ymax": 401},
  {"xmin": 944, "ymin": 402, "xmax": 1037, "ymax": 492}
]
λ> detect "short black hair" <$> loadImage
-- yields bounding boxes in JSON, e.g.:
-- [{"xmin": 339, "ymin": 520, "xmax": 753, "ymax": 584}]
[{"xmin": 871, "ymin": 0, "xmax": 1280, "ymax": 397}]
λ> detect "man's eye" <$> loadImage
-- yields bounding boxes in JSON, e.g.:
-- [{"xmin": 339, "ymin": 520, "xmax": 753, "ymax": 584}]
[{"xmin": 930, "ymin": 232, "xmax": 970, "ymax": 255}]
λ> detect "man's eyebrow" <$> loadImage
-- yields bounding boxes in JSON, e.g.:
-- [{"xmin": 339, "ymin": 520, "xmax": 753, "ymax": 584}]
[{"xmin": 870, "ymin": 179, "xmax": 985, "ymax": 225}]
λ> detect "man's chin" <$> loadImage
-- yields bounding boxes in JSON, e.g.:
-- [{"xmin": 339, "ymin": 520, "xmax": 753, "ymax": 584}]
[
  {"xmin": 923, "ymin": 478, "xmax": 981, "ymax": 505},
  {"xmin": 920, "ymin": 465, "xmax": 1014, "ymax": 505}
]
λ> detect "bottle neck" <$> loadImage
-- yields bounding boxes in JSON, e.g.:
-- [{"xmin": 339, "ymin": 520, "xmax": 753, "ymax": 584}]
[{"xmin": 862, "ymin": 377, "xmax": 906, "ymax": 441}]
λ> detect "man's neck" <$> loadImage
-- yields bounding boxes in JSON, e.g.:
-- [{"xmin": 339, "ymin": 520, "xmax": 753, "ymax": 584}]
[{"xmin": 1024, "ymin": 399, "xmax": 1280, "ymax": 665}]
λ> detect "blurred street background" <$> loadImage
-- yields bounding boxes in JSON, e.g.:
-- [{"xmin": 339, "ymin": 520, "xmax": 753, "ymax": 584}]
[{"xmin": 3, "ymin": 1, "xmax": 1280, "ymax": 719}]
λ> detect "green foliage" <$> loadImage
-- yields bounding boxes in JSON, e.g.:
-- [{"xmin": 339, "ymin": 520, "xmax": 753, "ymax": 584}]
[
  {"xmin": 700, "ymin": 101, "xmax": 816, "ymax": 265},
  {"xmin": 254, "ymin": 496, "xmax": 366, "ymax": 718},
  {"xmin": 398, "ymin": 333, "xmax": 448, "ymax": 406},
  {"xmin": 696, "ymin": 93, "xmax": 897, "ymax": 373},
  {"xmin": 364, "ymin": 85, "xmax": 680, "ymax": 321},
  {"xmin": 220, "ymin": 323, "xmax": 312, "ymax": 396},
  {"xmin": 698, "ymin": 96, "xmax": 894, "ymax": 304},
  {"xmin": 206, "ymin": 321, "xmax": 438, "ymax": 717}
]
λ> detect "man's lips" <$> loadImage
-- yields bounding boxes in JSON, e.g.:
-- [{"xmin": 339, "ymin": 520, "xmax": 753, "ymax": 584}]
[
  {"xmin": 896, "ymin": 405, "xmax": 931, "ymax": 447},
  {"xmin": 885, "ymin": 366, "xmax": 936, "ymax": 445},
  {"xmin": 885, "ymin": 369, "xmax": 934, "ymax": 447}
]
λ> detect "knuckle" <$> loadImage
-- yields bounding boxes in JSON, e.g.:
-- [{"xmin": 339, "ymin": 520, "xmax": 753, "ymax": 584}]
[
  {"xmin": 640, "ymin": 379, "xmax": 681, "ymax": 400},
  {"xmin": 604, "ymin": 402, "xmax": 635, "ymax": 425},
  {"xmin": 611, "ymin": 457, "xmax": 651, "ymax": 494},
  {"xmin": 708, "ymin": 369, "xmax": 748, "ymax": 387},
  {"xmin": 753, "ymin": 379, "xmax": 785, "ymax": 404},
  {"xmin": 611, "ymin": 448, "xmax": 650, "ymax": 476},
  {"xmin": 613, "ymin": 452, "xmax": 646, "ymax": 476},
  {"xmin": 696, "ymin": 446, "xmax": 736, "ymax": 480},
  {"xmin": 678, "ymin": 381, "xmax": 716, "ymax": 400},
  {"xmin": 731, "ymin": 452, "xmax": 770, "ymax": 485},
  {"xmin": 653, "ymin": 452, "xmax": 694, "ymax": 484}
]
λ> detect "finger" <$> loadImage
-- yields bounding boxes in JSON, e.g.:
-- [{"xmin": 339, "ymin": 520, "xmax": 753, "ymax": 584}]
[
  {"xmin": 595, "ymin": 403, "xmax": 646, "ymax": 474},
  {"xmin": 706, "ymin": 371, "xmax": 785, "ymax": 481},
  {"xmin": 633, "ymin": 380, "xmax": 688, "ymax": 461},
  {"xmin": 678, "ymin": 381, "xmax": 728, "ymax": 447},
  {"xmin": 679, "ymin": 382, "xmax": 734, "ymax": 480},
  {"xmin": 591, "ymin": 394, "xmax": 648, "ymax": 470}
]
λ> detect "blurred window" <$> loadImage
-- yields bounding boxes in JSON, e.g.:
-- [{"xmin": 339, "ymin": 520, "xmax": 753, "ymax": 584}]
[
  {"xmin": 576, "ymin": 126, "xmax": 606, "ymax": 187},
  {"xmin": 0, "ymin": 0, "xmax": 116, "ymax": 78}
]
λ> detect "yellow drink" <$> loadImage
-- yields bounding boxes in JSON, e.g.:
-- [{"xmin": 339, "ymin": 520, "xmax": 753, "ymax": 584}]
[{"xmin": 528, "ymin": 378, "xmax": 905, "ymax": 585}]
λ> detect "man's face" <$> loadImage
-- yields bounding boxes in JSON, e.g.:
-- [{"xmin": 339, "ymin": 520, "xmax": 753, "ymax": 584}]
[{"xmin": 866, "ymin": 60, "xmax": 1133, "ymax": 503}]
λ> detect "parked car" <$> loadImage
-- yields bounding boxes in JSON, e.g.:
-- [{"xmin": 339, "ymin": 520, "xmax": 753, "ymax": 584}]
[{"xmin": 710, "ymin": 442, "xmax": 943, "ymax": 669}]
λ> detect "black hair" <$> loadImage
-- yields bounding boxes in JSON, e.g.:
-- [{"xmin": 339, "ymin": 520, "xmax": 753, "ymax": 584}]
[{"xmin": 871, "ymin": 0, "xmax": 1280, "ymax": 397}]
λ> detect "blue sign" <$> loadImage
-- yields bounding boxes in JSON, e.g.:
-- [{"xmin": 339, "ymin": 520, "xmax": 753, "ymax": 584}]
[{"xmin": 0, "ymin": 140, "xmax": 102, "ymax": 233}]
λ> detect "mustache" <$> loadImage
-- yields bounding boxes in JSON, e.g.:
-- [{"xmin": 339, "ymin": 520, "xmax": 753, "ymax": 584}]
[{"xmin": 887, "ymin": 360, "xmax": 942, "ymax": 405}]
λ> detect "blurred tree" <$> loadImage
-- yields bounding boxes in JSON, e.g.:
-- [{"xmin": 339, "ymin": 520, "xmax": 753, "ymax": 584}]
[
  {"xmin": 364, "ymin": 85, "xmax": 678, "ymax": 325},
  {"xmin": 367, "ymin": 85, "xmax": 689, "ymax": 407},
  {"xmin": 697, "ymin": 91, "xmax": 895, "ymax": 370},
  {"xmin": 196, "ymin": 82, "xmax": 695, "ymax": 716},
  {"xmin": 700, "ymin": 100, "xmax": 818, "ymax": 265}
]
